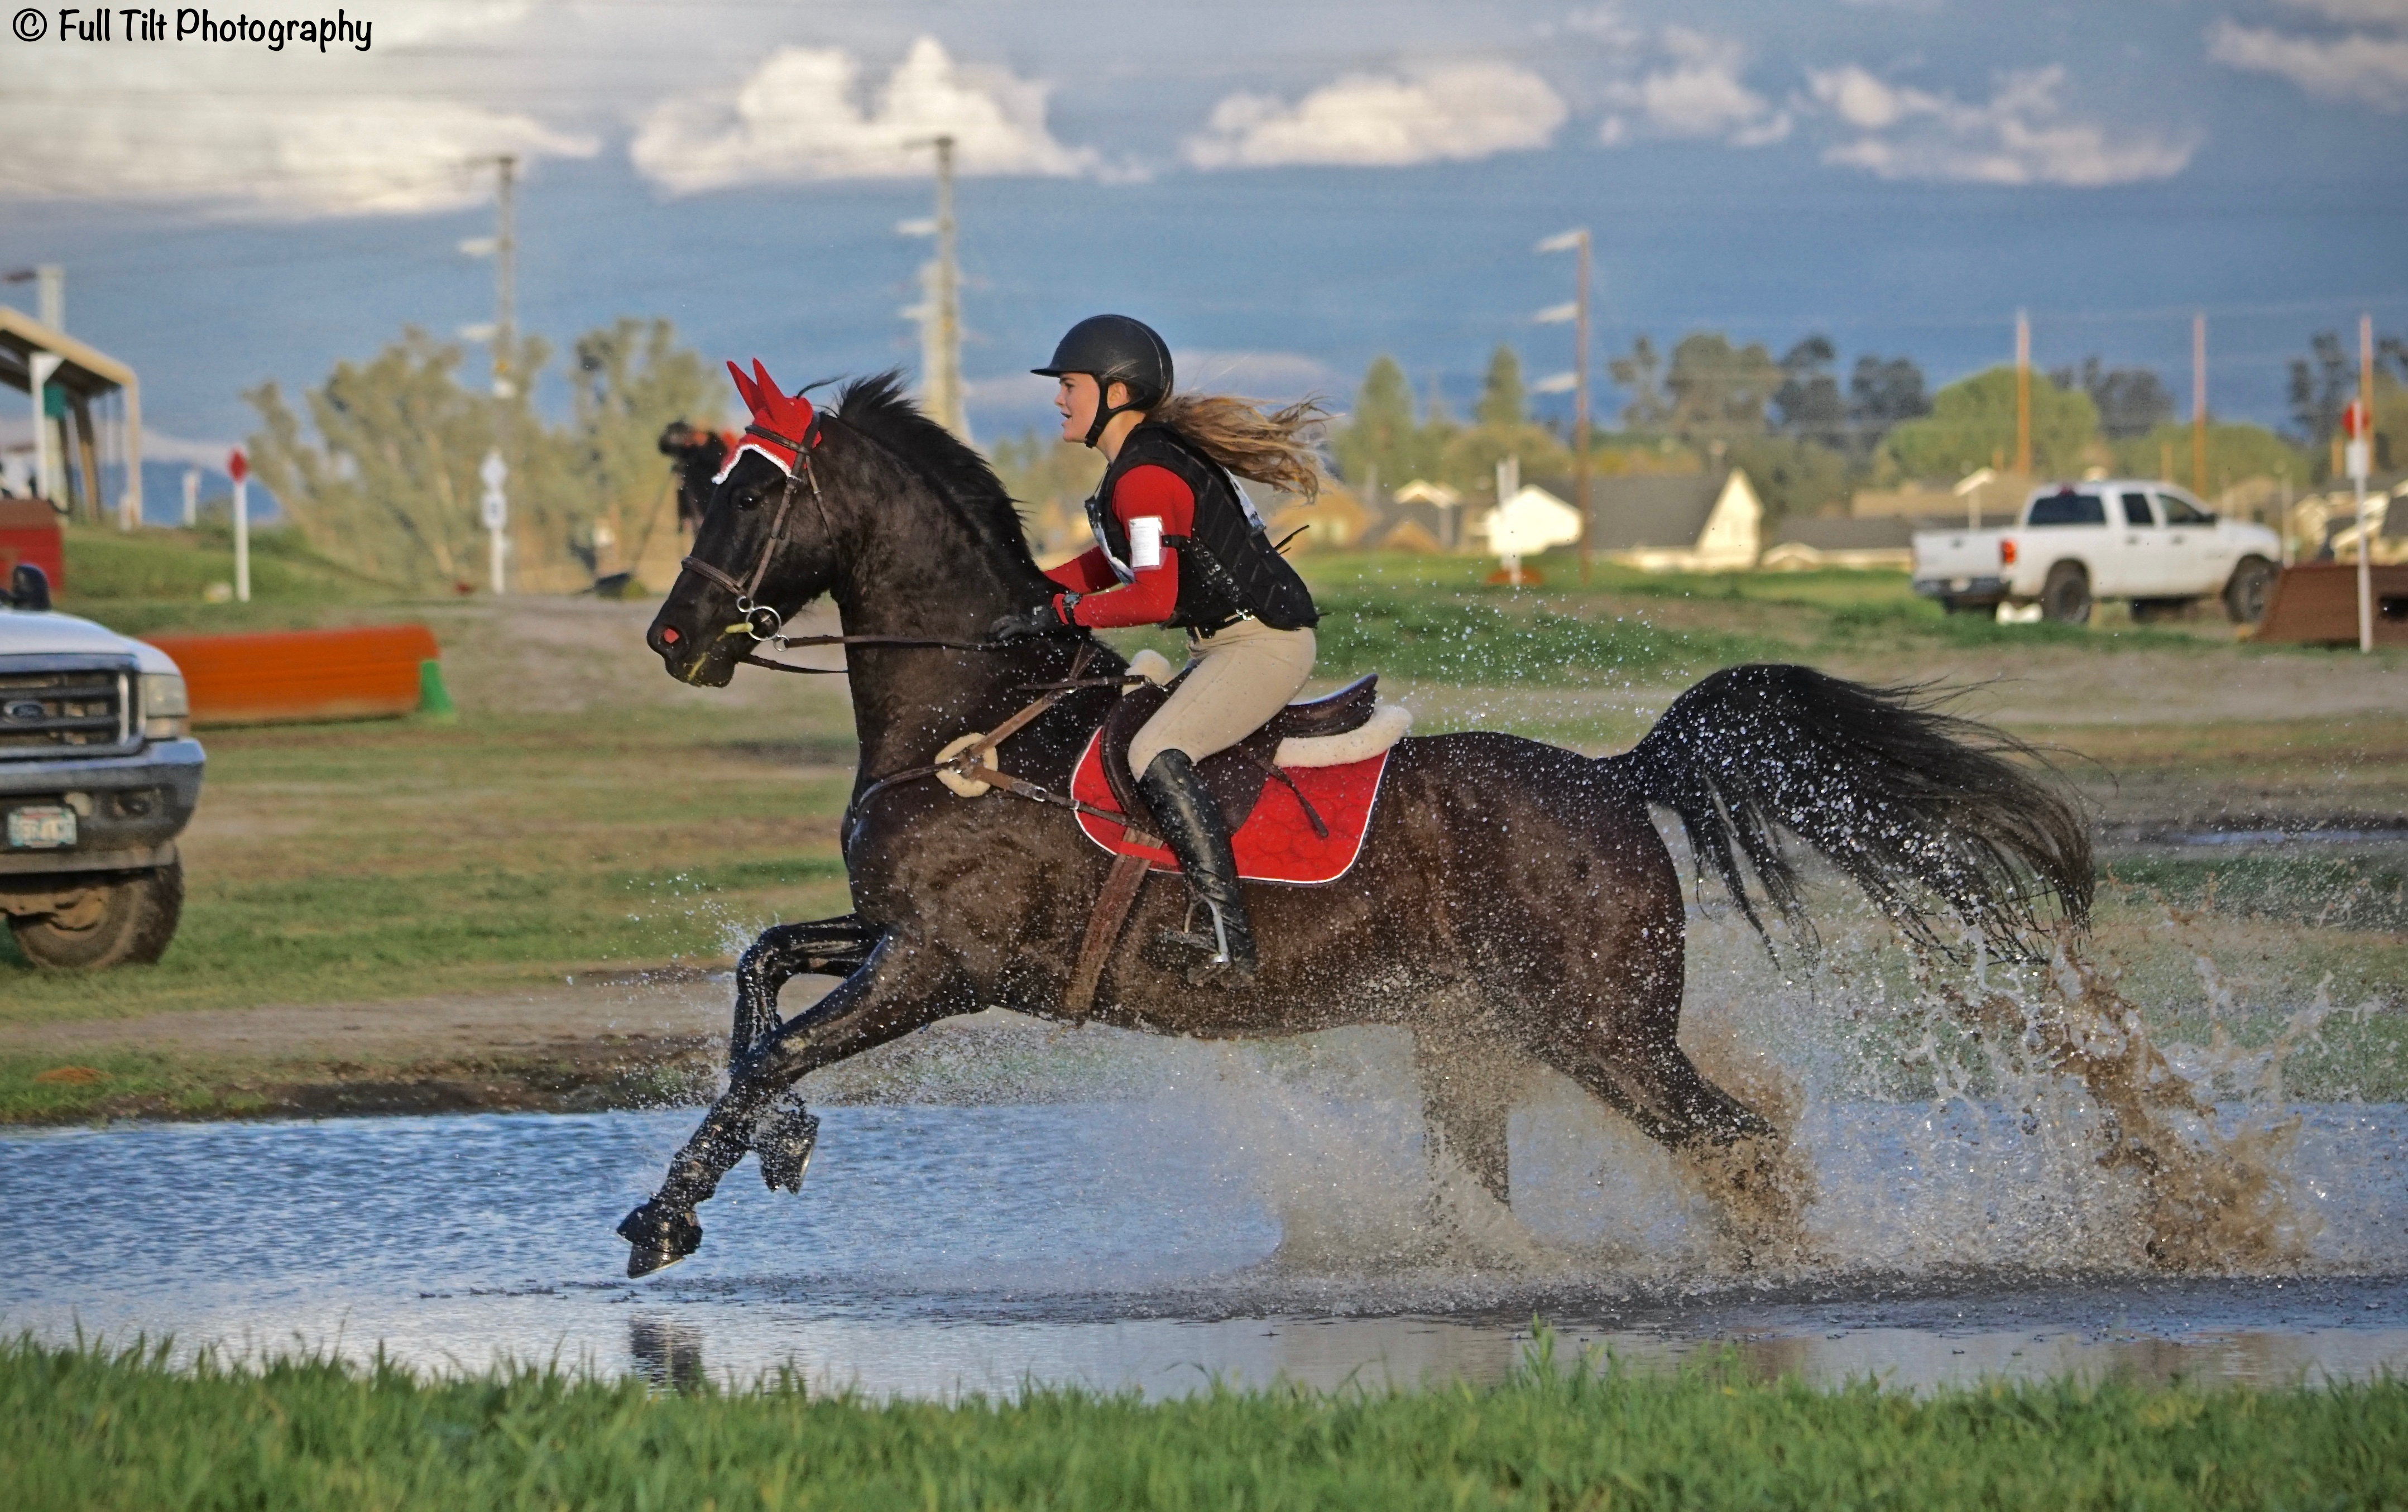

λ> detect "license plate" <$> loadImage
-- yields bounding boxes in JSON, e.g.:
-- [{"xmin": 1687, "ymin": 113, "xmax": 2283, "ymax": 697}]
[{"xmin": 6, "ymin": 806, "xmax": 75, "ymax": 849}]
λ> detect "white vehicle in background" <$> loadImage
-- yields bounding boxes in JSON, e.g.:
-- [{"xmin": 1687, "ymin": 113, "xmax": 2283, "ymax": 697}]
[
  {"xmin": 1912, "ymin": 481, "xmax": 2283, "ymax": 625},
  {"xmin": 0, "ymin": 566, "xmax": 204, "ymax": 968}
]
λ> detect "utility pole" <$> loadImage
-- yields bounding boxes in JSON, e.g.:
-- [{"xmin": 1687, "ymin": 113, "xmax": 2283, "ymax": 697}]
[
  {"xmin": 2354, "ymin": 313, "xmax": 2375, "ymax": 654},
  {"xmin": 2192, "ymin": 312, "xmax": 2208, "ymax": 497},
  {"xmin": 2014, "ymin": 310, "xmax": 2031, "ymax": 477},
  {"xmin": 903, "ymin": 136, "xmax": 965, "ymax": 438},
  {"xmin": 1537, "ymin": 228, "xmax": 1591, "ymax": 580}
]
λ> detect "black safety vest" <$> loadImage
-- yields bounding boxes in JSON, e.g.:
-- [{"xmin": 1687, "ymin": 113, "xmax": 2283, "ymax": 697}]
[{"xmin": 1083, "ymin": 424, "xmax": 1319, "ymax": 632}]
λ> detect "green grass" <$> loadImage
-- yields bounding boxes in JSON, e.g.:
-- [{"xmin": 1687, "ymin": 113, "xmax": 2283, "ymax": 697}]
[
  {"xmin": 59, "ymin": 524, "xmax": 399, "ymax": 611},
  {"xmin": 4, "ymin": 1334, "xmax": 2402, "ymax": 1511}
]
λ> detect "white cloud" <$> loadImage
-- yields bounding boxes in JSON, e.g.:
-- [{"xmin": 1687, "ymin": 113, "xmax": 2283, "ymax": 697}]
[
  {"xmin": 1596, "ymin": 27, "xmax": 1790, "ymax": 147},
  {"xmin": 0, "ymin": 1, "xmax": 592, "ymax": 217},
  {"xmin": 1183, "ymin": 63, "xmax": 1566, "ymax": 169},
  {"xmin": 2209, "ymin": 17, "xmax": 2408, "ymax": 109},
  {"xmin": 2275, "ymin": 0, "xmax": 2408, "ymax": 23},
  {"xmin": 1806, "ymin": 64, "xmax": 2196, "ymax": 185},
  {"xmin": 631, "ymin": 36, "xmax": 1097, "ymax": 194}
]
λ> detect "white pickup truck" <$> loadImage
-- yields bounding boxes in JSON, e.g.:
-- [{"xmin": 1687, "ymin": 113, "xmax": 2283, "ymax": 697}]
[
  {"xmin": 1911, "ymin": 481, "xmax": 2282, "ymax": 625},
  {"xmin": 0, "ymin": 565, "xmax": 204, "ymax": 967}
]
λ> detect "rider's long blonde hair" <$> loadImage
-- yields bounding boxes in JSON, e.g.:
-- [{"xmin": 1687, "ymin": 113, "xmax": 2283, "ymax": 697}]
[{"xmin": 1149, "ymin": 392, "xmax": 1329, "ymax": 503}]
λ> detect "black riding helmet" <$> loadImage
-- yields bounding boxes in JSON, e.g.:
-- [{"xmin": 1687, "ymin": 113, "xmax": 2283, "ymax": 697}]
[{"xmin": 1034, "ymin": 314, "xmax": 1173, "ymax": 447}]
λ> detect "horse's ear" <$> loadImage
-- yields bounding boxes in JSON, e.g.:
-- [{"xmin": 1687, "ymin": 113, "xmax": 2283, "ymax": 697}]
[
  {"xmin": 751, "ymin": 359, "xmax": 786, "ymax": 404},
  {"xmin": 726, "ymin": 359, "xmax": 761, "ymax": 412}
]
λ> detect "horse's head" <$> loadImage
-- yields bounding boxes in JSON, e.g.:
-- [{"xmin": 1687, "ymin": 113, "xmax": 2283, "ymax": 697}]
[{"xmin": 647, "ymin": 361, "xmax": 837, "ymax": 687}]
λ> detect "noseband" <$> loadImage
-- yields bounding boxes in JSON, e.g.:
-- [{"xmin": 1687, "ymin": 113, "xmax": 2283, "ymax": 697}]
[{"xmin": 678, "ymin": 421, "xmax": 830, "ymax": 642}]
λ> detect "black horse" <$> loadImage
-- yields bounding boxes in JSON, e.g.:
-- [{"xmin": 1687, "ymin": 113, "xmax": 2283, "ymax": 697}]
[{"xmin": 620, "ymin": 373, "xmax": 2092, "ymax": 1277}]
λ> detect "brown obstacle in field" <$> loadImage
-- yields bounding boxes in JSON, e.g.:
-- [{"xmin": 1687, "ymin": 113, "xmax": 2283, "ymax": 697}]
[
  {"xmin": 2256, "ymin": 562, "xmax": 2408, "ymax": 647},
  {"xmin": 143, "ymin": 624, "xmax": 444, "ymax": 726}
]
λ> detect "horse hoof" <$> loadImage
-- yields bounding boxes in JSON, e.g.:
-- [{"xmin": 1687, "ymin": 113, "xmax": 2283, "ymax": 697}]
[
  {"xmin": 755, "ymin": 1098, "xmax": 819, "ymax": 1195},
  {"xmin": 617, "ymin": 1200, "xmax": 702, "ymax": 1278}
]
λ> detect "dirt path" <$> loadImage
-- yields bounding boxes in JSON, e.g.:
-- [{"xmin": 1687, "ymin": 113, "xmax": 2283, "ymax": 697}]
[{"xmin": 0, "ymin": 974, "xmax": 733, "ymax": 1062}]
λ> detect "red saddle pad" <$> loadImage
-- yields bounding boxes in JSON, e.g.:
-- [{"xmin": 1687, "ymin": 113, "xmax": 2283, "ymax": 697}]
[{"xmin": 1069, "ymin": 728, "xmax": 1392, "ymax": 885}]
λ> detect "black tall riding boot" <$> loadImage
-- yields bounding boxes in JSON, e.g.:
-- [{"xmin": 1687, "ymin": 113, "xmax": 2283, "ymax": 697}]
[{"xmin": 1137, "ymin": 749, "xmax": 1258, "ymax": 984}]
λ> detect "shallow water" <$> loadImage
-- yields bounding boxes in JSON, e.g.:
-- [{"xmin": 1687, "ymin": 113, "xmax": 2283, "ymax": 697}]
[{"xmin": 3, "ymin": 1087, "xmax": 2403, "ymax": 1399}]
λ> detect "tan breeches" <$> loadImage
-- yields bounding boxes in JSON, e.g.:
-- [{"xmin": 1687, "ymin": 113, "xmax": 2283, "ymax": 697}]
[{"xmin": 1127, "ymin": 618, "xmax": 1317, "ymax": 777}]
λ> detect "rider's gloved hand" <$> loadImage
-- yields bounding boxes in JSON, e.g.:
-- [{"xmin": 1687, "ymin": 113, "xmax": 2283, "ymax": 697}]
[{"xmin": 985, "ymin": 600, "xmax": 1071, "ymax": 643}]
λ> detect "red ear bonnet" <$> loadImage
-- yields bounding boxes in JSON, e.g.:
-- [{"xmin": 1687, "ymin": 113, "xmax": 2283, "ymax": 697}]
[{"xmin": 716, "ymin": 358, "xmax": 820, "ymax": 481}]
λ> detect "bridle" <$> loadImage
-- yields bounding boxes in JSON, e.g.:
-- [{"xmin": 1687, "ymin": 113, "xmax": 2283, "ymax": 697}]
[{"xmin": 677, "ymin": 420, "xmax": 831, "ymax": 644}]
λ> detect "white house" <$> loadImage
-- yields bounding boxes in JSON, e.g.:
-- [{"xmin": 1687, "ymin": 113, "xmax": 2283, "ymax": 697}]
[{"xmin": 1470, "ymin": 484, "xmax": 1584, "ymax": 561}]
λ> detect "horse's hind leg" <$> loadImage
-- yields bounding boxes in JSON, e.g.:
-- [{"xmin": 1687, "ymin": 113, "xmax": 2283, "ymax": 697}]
[{"xmin": 1411, "ymin": 1028, "xmax": 1523, "ymax": 1209}]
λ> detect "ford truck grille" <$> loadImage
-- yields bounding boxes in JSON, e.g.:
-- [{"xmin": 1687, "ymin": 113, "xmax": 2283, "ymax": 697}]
[{"xmin": 0, "ymin": 656, "xmax": 138, "ymax": 757}]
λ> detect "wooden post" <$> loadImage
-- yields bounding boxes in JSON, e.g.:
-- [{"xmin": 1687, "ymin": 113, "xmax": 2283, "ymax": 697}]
[
  {"xmin": 2014, "ymin": 311, "xmax": 2031, "ymax": 477},
  {"xmin": 2359, "ymin": 313, "xmax": 2376, "ymax": 655},
  {"xmin": 1575, "ymin": 229, "xmax": 1591, "ymax": 584},
  {"xmin": 2192, "ymin": 313, "xmax": 2208, "ymax": 497}
]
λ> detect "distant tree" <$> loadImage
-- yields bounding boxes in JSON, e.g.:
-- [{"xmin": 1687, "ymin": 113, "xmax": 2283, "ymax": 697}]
[
  {"xmin": 1432, "ymin": 345, "xmax": 1567, "ymax": 497},
  {"xmin": 1474, "ymin": 344, "xmax": 1527, "ymax": 430},
  {"xmin": 563, "ymin": 318, "xmax": 718, "ymax": 571},
  {"xmin": 2109, "ymin": 420, "xmax": 2306, "ymax": 492},
  {"xmin": 2290, "ymin": 330, "xmax": 2358, "ymax": 445},
  {"xmin": 246, "ymin": 319, "xmax": 714, "ymax": 589},
  {"xmin": 1666, "ymin": 332, "xmax": 1781, "ymax": 440},
  {"xmin": 1331, "ymin": 355, "xmax": 1440, "ymax": 488},
  {"xmin": 1773, "ymin": 335, "xmax": 1849, "ymax": 450},
  {"xmin": 2051, "ymin": 356, "xmax": 2175, "ymax": 441},
  {"xmin": 1849, "ymin": 354, "xmax": 1930, "ymax": 448},
  {"xmin": 1883, "ymin": 367, "xmax": 2098, "ymax": 480},
  {"xmin": 246, "ymin": 329, "xmax": 521, "ymax": 587},
  {"xmin": 1608, "ymin": 334, "xmax": 1672, "ymax": 433},
  {"xmin": 1724, "ymin": 433, "xmax": 1851, "ymax": 524}
]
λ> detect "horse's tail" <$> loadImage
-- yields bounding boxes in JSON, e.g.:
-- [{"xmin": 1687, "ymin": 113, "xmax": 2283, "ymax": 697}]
[{"xmin": 1604, "ymin": 663, "xmax": 2093, "ymax": 958}]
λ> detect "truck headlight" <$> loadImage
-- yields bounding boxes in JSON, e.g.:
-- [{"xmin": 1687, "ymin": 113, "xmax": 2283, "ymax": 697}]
[{"xmin": 140, "ymin": 672, "xmax": 190, "ymax": 740}]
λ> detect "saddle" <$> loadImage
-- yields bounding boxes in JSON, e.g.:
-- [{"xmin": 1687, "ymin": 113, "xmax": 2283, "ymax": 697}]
[{"xmin": 1096, "ymin": 673, "xmax": 1381, "ymax": 836}]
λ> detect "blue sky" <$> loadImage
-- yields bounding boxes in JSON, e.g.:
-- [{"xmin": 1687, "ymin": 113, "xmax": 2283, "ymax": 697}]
[{"xmin": 6, "ymin": 0, "xmax": 2406, "ymax": 491}]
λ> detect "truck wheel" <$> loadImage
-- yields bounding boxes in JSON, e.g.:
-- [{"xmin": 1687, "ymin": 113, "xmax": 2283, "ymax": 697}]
[
  {"xmin": 2224, "ymin": 556, "xmax": 2276, "ymax": 625},
  {"xmin": 2041, "ymin": 563, "xmax": 2092, "ymax": 625},
  {"xmin": 6, "ymin": 862, "xmax": 184, "ymax": 969}
]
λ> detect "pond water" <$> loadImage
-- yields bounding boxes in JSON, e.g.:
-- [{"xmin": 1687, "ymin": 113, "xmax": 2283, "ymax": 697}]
[{"xmin": 4, "ymin": 1072, "xmax": 2403, "ymax": 1398}]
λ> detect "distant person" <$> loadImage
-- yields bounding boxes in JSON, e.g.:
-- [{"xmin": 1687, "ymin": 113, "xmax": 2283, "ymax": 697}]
[
  {"xmin": 657, "ymin": 420, "xmax": 731, "ymax": 532},
  {"xmin": 987, "ymin": 314, "xmax": 1324, "ymax": 985}
]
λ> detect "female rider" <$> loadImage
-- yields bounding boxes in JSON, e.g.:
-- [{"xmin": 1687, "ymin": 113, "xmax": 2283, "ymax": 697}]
[{"xmin": 987, "ymin": 315, "xmax": 1323, "ymax": 985}]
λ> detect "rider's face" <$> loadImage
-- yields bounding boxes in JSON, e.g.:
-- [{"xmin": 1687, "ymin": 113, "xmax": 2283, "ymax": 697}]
[
  {"xmin": 1055, "ymin": 374, "xmax": 1097, "ymax": 443},
  {"xmin": 1054, "ymin": 375, "xmax": 1130, "ymax": 444}
]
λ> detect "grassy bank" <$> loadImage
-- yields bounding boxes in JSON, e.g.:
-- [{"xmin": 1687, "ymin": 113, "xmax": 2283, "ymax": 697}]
[{"xmin": 6, "ymin": 1335, "xmax": 2404, "ymax": 1511}]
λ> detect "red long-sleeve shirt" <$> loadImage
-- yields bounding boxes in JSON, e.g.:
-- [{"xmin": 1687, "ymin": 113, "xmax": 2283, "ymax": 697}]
[{"xmin": 1042, "ymin": 464, "xmax": 1193, "ymax": 628}]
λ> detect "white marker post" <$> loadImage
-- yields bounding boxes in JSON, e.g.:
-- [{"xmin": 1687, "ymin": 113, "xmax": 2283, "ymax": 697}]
[
  {"xmin": 181, "ymin": 467, "xmax": 199, "ymax": 528},
  {"xmin": 481, "ymin": 449, "xmax": 508, "ymax": 596},
  {"xmin": 2343, "ymin": 397, "xmax": 2371, "ymax": 655},
  {"xmin": 227, "ymin": 447, "xmax": 251, "ymax": 603}
]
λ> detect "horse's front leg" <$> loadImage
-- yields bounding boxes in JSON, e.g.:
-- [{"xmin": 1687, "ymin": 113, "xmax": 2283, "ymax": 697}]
[
  {"xmin": 729, "ymin": 913, "xmax": 879, "ymax": 1069},
  {"xmin": 620, "ymin": 930, "xmax": 961, "ymax": 1277}
]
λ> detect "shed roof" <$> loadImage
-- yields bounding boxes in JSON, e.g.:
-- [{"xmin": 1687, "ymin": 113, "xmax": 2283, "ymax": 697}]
[
  {"xmin": 1588, "ymin": 474, "xmax": 1722, "ymax": 550},
  {"xmin": 0, "ymin": 307, "xmax": 137, "ymax": 401}
]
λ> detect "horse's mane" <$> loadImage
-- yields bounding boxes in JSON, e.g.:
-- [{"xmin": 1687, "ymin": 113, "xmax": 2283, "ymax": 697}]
[{"xmin": 832, "ymin": 372, "xmax": 1039, "ymax": 571}]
